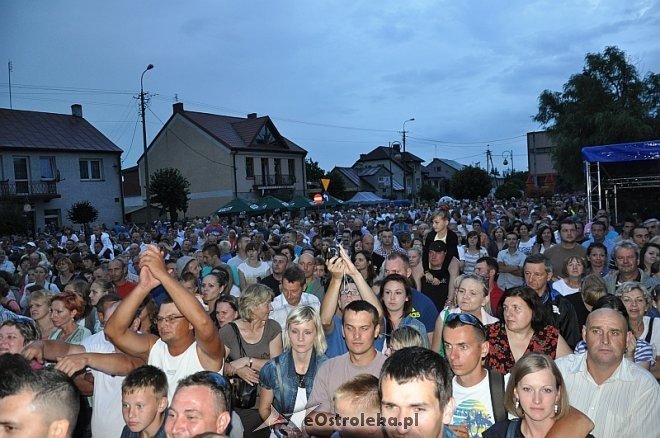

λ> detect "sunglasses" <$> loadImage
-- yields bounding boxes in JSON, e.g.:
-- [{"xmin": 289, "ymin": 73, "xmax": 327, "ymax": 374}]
[{"xmin": 445, "ymin": 312, "xmax": 486, "ymax": 334}]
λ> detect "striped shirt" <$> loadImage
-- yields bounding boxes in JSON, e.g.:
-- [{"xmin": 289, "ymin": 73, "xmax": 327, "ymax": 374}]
[{"xmin": 556, "ymin": 352, "xmax": 660, "ymax": 438}]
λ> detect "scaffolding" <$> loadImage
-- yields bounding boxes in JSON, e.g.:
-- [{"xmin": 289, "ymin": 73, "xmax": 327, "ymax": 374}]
[{"xmin": 582, "ymin": 140, "xmax": 660, "ymax": 223}]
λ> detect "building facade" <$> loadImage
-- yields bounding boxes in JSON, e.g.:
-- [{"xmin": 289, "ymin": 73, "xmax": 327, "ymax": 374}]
[
  {"xmin": 422, "ymin": 158, "xmax": 465, "ymax": 194},
  {"xmin": 0, "ymin": 105, "xmax": 123, "ymax": 235},
  {"xmin": 137, "ymin": 103, "xmax": 307, "ymax": 218},
  {"xmin": 527, "ymin": 131, "xmax": 558, "ymax": 188}
]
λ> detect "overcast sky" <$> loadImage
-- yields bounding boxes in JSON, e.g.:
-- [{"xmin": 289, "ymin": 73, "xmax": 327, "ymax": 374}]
[{"xmin": 2, "ymin": 1, "xmax": 659, "ymax": 173}]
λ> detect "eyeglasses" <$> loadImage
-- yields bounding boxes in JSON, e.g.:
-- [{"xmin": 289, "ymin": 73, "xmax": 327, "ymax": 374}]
[
  {"xmin": 155, "ymin": 315, "xmax": 186, "ymax": 325},
  {"xmin": 445, "ymin": 313, "xmax": 485, "ymax": 333},
  {"xmin": 340, "ymin": 289, "xmax": 361, "ymax": 297}
]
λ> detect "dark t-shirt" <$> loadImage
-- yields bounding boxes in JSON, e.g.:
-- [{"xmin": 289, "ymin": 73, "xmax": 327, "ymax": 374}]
[
  {"xmin": 259, "ymin": 274, "xmax": 282, "ymax": 297},
  {"xmin": 421, "ymin": 267, "xmax": 450, "ymax": 311}
]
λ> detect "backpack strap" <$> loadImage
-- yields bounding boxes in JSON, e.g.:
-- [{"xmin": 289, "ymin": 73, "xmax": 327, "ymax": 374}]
[
  {"xmin": 645, "ymin": 317, "xmax": 654, "ymax": 344},
  {"xmin": 488, "ymin": 369, "xmax": 507, "ymax": 423},
  {"xmin": 506, "ymin": 419, "xmax": 520, "ymax": 438}
]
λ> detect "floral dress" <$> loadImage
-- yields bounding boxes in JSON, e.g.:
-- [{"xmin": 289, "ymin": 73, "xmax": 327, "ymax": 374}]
[{"xmin": 484, "ymin": 322, "xmax": 558, "ymax": 374}]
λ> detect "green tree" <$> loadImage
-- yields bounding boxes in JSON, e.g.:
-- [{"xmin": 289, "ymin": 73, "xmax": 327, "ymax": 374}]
[
  {"xmin": 305, "ymin": 158, "xmax": 326, "ymax": 182},
  {"xmin": 449, "ymin": 166, "xmax": 491, "ymax": 199},
  {"xmin": 418, "ymin": 183, "xmax": 440, "ymax": 202},
  {"xmin": 149, "ymin": 168, "xmax": 191, "ymax": 223},
  {"xmin": 327, "ymin": 169, "xmax": 349, "ymax": 200},
  {"xmin": 534, "ymin": 46, "xmax": 659, "ymax": 189},
  {"xmin": 67, "ymin": 201, "xmax": 99, "ymax": 238}
]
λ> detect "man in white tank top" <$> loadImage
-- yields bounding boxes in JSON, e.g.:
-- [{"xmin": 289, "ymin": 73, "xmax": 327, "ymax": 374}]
[{"xmin": 105, "ymin": 244, "xmax": 225, "ymax": 400}]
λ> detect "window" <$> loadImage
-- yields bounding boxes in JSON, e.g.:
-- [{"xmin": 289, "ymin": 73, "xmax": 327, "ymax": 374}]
[
  {"xmin": 261, "ymin": 158, "xmax": 269, "ymax": 176},
  {"xmin": 274, "ymin": 159, "xmax": 282, "ymax": 176},
  {"xmin": 245, "ymin": 157, "xmax": 254, "ymax": 179},
  {"xmin": 79, "ymin": 159, "xmax": 102, "ymax": 181},
  {"xmin": 255, "ymin": 126, "xmax": 277, "ymax": 145},
  {"xmin": 13, "ymin": 156, "xmax": 30, "ymax": 194},
  {"xmin": 288, "ymin": 159, "xmax": 295, "ymax": 178},
  {"xmin": 44, "ymin": 209, "xmax": 61, "ymax": 230},
  {"xmin": 40, "ymin": 156, "xmax": 56, "ymax": 180}
]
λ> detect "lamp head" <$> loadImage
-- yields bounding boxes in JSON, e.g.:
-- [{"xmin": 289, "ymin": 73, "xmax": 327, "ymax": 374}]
[{"xmin": 147, "ymin": 64, "xmax": 154, "ymax": 70}]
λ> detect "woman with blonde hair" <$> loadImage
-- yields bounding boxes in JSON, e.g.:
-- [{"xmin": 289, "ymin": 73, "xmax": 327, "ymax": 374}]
[
  {"xmin": 220, "ymin": 283, "xmax": 283, "ymax": 436},
  {"xmin": 483, "ymin": 353, "xmax": 594, "ymax": 437},
  {"xmin": 259, "ymin": 306, "xmax": 328, "ymax": 437},
  {"xmin": 565, "ymin": 274, "xmax": 607, "ymax": 330},
  {"xmin": 28, "ymin": 289, "xmax": 56, "ymax": 339}
]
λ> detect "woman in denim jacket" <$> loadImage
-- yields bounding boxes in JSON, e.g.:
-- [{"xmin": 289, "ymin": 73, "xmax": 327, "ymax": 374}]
[{"xmin": 258, "ymin": 305, "xmax": 328, "ymax": 437}]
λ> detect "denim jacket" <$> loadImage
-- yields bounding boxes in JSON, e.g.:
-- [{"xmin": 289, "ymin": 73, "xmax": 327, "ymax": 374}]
[{"xmin": 259, "ymin": 348, "xmax": 328, "ymax": 414}]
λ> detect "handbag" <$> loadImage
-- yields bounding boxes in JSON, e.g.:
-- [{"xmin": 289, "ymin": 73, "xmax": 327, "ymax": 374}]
[{"xmin": 229, "ymin": 322, "xmax": 258, "ymax": 409}]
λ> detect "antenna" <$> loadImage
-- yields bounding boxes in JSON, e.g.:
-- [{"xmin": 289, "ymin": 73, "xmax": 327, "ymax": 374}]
[{"xmin": 8, "ymin": 60, "xmax": 13, "ymax": 109}]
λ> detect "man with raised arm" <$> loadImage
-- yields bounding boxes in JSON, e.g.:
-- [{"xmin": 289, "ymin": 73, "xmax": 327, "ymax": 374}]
[
  {"xmin": 105, "ymin": 244, "xmax": 224, "ymax": 400},
  {"xmin": 321, "ymin": 246, "xmax": 384, "ymax": 358}
]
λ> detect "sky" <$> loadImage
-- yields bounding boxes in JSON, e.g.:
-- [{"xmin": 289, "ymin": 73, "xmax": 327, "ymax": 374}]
[{"xmin": 2, "ymin": 1, "xmax": 659, "ymax": 174}]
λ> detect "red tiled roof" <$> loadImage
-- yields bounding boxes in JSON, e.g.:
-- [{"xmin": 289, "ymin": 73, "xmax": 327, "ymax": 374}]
[{"xmin": 0, "ymin": 108, "xmax": 122, "ymax": 153}]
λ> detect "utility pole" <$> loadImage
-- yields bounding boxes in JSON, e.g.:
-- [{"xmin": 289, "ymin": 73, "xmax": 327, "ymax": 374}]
[
  {"xmin": 402, "ymin": 118, "xmax": 414, "ymax": 200},
  {"xmin": 140, "ymin": 64, "xmax": 154, "ymax": 227},
  {"xmin": 8, "ymin": 61, "xmax": 13, "ymax": 109}
]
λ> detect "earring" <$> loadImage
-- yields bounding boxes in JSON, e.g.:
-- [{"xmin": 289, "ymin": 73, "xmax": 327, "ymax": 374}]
[
  {"xmin": 554, "ymin": 404, "xmax": 559, "ymax": 414},
  {"xmin": 515, "ymin": 399, "xmax": 520, "ymax": 409}
]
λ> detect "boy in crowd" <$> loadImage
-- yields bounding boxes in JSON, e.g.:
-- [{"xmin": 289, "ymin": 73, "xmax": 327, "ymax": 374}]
[{"xmin": 121, "ymin": 365, "xmax": 169, "ymax": 438}]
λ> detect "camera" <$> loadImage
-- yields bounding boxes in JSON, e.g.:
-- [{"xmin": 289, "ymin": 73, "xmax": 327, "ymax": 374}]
[{"xmin": 327, "ymin": 246, "xmax": 339, "ymax": 259}]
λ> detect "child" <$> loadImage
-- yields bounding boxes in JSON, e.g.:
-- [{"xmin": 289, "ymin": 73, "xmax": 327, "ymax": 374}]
[{"xmin": 121, "ymin": 365, "xmax": 168, "ymax": 438}]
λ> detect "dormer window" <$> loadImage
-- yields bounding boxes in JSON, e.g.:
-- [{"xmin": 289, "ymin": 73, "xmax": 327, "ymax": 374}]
[{"xmin": 255, "ymin": 126, "xmax": 277, "ymax": 145}]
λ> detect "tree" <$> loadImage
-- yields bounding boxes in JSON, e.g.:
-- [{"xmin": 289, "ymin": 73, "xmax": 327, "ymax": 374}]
[
  {"xmin": 305, "ymin": 158, "xmax": 326, "ymax": 183},
  {"xmin": 418, "ymin": 183, "xmax": 440, "ymax": 202},
  {"xmin": 149, "ymin": 168, "xmax": 191, "ymax": 223},
  {"xmin": 67, "ymin": 201, "xmax": 98, "ymax": 238},
  {"xmin": 449, "ymin": 166, "xmax": 491, "ymax": 199},
  {"xmin": 534, "ymin": 46, "xmax": 659, "ymax": 189},
  {"xmin": 326, "ymin": 169, "xmax": 349, "ymax": 200}
]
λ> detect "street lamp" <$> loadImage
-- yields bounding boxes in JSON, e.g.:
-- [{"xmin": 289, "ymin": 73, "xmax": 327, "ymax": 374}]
[
  {"xmin": 401, "ymin": 118, "xmax": 414, "ymax": 199},
  {"xmin": 502, "ymin": 150, "xmax": 514, "ymax": 175},
  {"xmin": 140, "ymin": 63, "xmax": 154, "ymax": 226}
]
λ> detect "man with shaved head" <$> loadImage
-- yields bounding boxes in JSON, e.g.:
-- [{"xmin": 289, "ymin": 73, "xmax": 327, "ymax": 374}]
[
  {"xmin": 556, "ymin": 308, "xmax": 660, "ymax": 437},
  {"xmin": 297, "ymin": 251, "xmax": 325, "ymax": 301}
]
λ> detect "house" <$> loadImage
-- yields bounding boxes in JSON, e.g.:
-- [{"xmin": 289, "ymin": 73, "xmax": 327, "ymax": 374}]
[
  {"xmin": 330, "ymin": 165, "xmax": 401, "ymax": 199},
  {"xmin": 0, "ymin": 105, "xmax": 124, "ymax": 234},
  {"xmin": 352, "ymin": 143, "xmax": 424, "ymax": 199},
  {"xmin": 422, "ymin": 158, "xmax": 465, "ymax": 194},
  {"xmin": 527, "ymin": 131, "xmax": 558, "ymax": 188},
  {"xmin": 136, "ymin": 103, "xmax": 308, "ymax": 218}
]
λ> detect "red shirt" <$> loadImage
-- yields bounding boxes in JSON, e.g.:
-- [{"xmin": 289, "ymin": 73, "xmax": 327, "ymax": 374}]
[
  {"xmin": 116, "ymin": 281, "xmax": 137, "ymax": 299},
  {"xmin": 489, "ymin": 283, "xmax": 504, "ymax": 314}
]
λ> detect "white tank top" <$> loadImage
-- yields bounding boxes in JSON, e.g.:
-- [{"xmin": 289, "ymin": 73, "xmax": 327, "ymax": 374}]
[{"xmin": 148, "ymin": 338, "xmax": 205, "ymax": 400}]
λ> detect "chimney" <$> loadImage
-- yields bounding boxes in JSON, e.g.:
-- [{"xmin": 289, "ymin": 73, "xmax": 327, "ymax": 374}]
[
  {"xmin": 173, "ymin": 102, "xmax": 184, "ymax": 114},
  {"xmin": 71, "ymin": 104, "xmax": 83, "ymax": 118},
  {"xmin": 392, "ymin": 143, "xmax": 401, "ymax": 154},
  {"xmin": 247, "ymin": 113, "xmax": 257, "ymax": 119}
]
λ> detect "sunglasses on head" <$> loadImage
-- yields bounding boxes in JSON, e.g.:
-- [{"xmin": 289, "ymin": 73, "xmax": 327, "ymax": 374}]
[{"xmin": 445, "ymin": 312, "xmax": 485, "ymax": 333}]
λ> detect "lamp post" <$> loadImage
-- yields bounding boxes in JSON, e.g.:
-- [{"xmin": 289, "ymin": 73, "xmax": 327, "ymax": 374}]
[
  {"xmin": 140, "ymin": 64, "xmax": 154, "ymax": 226},
  {"xmin": 401, "ymin": 118, "xmax": 414, "ymax": 199},
  {"xmin": 502, "ymin": 150, "xmax": 514, "ymax": 176}
]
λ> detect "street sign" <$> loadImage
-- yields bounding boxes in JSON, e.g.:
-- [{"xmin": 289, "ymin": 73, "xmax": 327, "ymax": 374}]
[
  {"xmin": 321, "ymin": 178, "xmax": 330, "ymax": 191},
  {"xmin": 313, "ymin": 193, "xmax": 323, "ymax": 205}
]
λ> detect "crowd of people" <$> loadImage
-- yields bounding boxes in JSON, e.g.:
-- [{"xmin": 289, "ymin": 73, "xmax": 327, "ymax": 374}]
[{"xmin": 0, "ymin": 195, "xmax": 659, "ymax": 438}]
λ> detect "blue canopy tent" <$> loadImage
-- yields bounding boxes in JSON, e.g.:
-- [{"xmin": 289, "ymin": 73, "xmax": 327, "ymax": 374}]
[{"xmin": 582, "ymin": 140, "xmax": 660, "ymax": 222}]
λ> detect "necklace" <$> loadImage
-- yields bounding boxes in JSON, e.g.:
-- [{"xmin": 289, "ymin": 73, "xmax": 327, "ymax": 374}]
[{"xmin": 295, "ymin": 371, "xmax": 306, "ymax": 388}]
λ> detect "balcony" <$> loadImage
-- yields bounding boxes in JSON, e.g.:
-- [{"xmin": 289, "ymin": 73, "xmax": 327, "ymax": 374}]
[
  {"xmin": 253, "ymin": 174, "xmax": 296, "ymax": 188},
  {"xmin": 0, "ymin": 180, "xmax": 61, "ymax": 201}
]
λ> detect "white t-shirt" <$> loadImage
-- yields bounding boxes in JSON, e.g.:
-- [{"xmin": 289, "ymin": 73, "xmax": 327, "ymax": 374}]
[
  {"xmin": 80, "ymin": 331, "xmax": 125, "ymax": 438},
  {"xmin": 237, "ymin": 261, "xmax": 272, "ymax": 287},
  {"xmin": 517, "ymin": 236, "xmax": 536, "ymax": 256},
  {"xmin": 552, "ymin": 279, "xmax": 580, "ymax": 296},
  {"xmin": 452, "ymin": 372, "xmax": 511, "ymax": 437}
]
